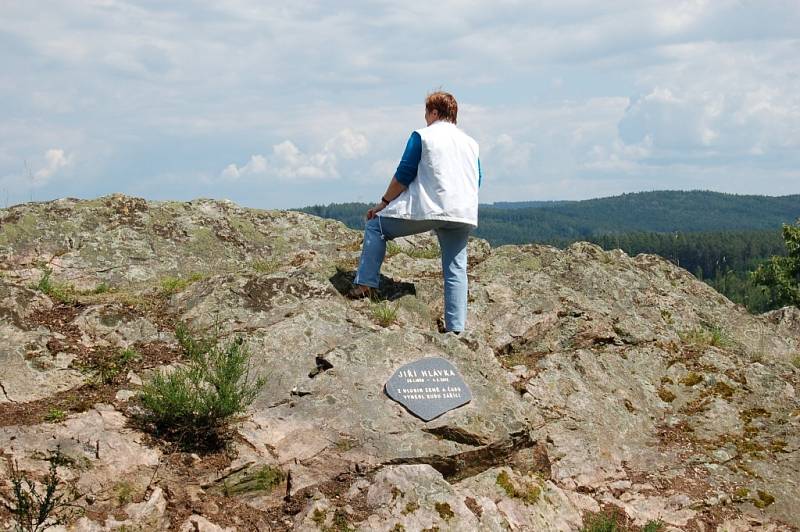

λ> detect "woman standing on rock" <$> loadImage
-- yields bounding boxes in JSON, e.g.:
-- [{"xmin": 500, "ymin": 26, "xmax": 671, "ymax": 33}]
[{"xmin": 348, "ymin": 91, "xmax": 482, "ymax": 333}]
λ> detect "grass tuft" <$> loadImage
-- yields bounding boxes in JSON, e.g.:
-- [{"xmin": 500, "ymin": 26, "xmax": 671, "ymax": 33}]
[
  {"xmin": 113, "ymin": 481, "xmax": 137, "ymax": 505},
  {"xmin": 158, "ymin": 272, "xmax": 205, "ymax": 296},
  {"xmin": 385, "ymin": 241, "xmax": 402, "ymax": 258},
  {"xmin": 32, "ymin": 268, "xmax": 77, "ymax": 304},
  {"xmin": 405, "ymin": 244, "xmax": 441, "ymax": 259},
  {"xmin": 496, "ymin": 470, "xmax": 541, "ymax": 505},
  {"xmin": 43, "ymin": 408, "xmax": 66, "ymax": 423},
  {"xmin": 582, "ymin": 512, "xmax": 619, "ymax": 532},
  {"xmin": 91, "ymin": 282, "xmax": 111, "ymax": 295},
  {"xmin": 85, "ymin": 347, "xmax": 141, "ymax": 386},
  {"xmin": 680, "ymin": 325, "xmax": 731, "ymax": 348},
  {"xmin": 222, "ymin": 465, "xmax": 285, "ymax": 496},
  {"xmin": 118, "ymin": 347, "xmax": 140, "ymax": 366},
  {"xmin": 252, "ymin": 259, "xmax": 281, "ymax": 274},
  {"xmin": 371, "ymin": 300, "xmax": 398, "ymax": 327},
  {"xmin": 581, "ymin": 510, "xmax": 663, "ymax": 532},
  {"xmin": 642, "ymin": 521, "xmax": 664, "ymax": 532}
]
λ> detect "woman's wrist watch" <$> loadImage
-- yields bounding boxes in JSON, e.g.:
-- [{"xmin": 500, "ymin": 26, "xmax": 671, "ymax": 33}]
[{"xmin": 380, "ymin": 196, "xmax": 390, "ymax": 205}]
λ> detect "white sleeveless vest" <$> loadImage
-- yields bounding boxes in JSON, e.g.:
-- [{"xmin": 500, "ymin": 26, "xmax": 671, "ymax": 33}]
[{"xmin": 380, "ymin": 120, "xmax": 480, "ymax": 227}]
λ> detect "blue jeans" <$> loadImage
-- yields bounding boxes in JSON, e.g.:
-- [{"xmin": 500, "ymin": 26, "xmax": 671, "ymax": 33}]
[{"xmin": 354, "ymin": 216, "xmax": 472, "ymax": 332}]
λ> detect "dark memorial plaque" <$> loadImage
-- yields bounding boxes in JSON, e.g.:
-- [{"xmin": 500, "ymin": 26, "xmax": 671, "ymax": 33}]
[{"xmin": 385, "ymin": 357, "xmax": 472, "ymax": 421}]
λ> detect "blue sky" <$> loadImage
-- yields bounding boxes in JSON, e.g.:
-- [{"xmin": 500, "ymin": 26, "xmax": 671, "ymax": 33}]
[{"xmin": 1, "ymin": 1, "xmax": 799, "ymax": 209}]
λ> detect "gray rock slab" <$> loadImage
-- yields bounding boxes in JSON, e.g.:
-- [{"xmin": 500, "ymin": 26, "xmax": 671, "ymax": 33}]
[{"xmin": 0, "ymin": 322, "xmax": 84, "ymax": 403}]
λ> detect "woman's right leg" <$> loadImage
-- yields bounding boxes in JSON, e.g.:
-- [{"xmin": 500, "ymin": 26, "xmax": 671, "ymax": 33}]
[
  {"xmin": 435, "ymin": 223, "xmax": 472, "ymax": 332},
  {"xmin": 354, "ymin": 216, "xmax": 440, "ymax": 288}
]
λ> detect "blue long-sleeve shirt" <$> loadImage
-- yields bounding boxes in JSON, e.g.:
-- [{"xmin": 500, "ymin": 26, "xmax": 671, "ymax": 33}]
[{"xmin": 395, "ymin": 131, "xmax": 481, "ymax": 188}]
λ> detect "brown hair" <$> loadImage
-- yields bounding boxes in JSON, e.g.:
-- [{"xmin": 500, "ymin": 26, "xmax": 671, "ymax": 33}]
[{"xmin": 425, "ymin": 91, "xmax": 458, "ymax": 124}]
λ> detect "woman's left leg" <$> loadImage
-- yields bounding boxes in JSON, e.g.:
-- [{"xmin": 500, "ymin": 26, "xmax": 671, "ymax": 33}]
[{"xmin": 354, "ymin": 216, "xmax": 441, "ymax": 288}]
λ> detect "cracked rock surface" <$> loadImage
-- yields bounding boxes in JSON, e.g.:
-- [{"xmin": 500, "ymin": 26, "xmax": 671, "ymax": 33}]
[{"xmin": 0, "ymin": 194, "xmax": 798, "ymax": 531}]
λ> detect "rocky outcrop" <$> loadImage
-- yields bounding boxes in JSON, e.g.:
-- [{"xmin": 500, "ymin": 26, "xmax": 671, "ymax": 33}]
[{"xmin": 0, "ymin": 194, "xmax": 798, "ymax": 531}]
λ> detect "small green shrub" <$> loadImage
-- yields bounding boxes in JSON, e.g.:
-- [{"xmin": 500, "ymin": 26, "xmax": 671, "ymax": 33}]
[
  {"xmin": 34, "ymin": 268, "xmax": 54, "ymax": 293},
  {"xmin": 371, "ymin": 301, "xmax": 398, "ymax": 327},
  {"xmin": 175, "ymin": 321, "xmax": 216, "ymax": 360},
  {"xmin": 792, "ymin": 355, "xmax": 800, "ymax": 369},
  {"xmin": 43, "ymin": 409, "xmax": 66, "ymax": 423},
  {"xmin": 137, "ymin": 329, "xmax": 265, "ymax": 450},
  {"xmin": 33, "ymin": 268, "xmax": 77, "ymax": 304},
  {"xmin": 1, "ymin": 446, "xmax": 81, "ymax": 532},
  {"xmin": 91, "ymin": 282, "xmax": 111, "ymax": 295},
  {"xmin": 90, "ymin": 363, "xmax": 121, "ymax": 386},
  {"xmin": 751, "ymin": 220, "xmax": 800, "ymax": 308},
  {"xmin": 158, "ymin": 272, "xmax": 205, "ymax": 296},
  {"xmin": 335, "ymin": 437, "xmax": 357, "ymax": 452},
  {"xmin": 707, "ymin": 326, "xmax": 731, "ymax": 347}
]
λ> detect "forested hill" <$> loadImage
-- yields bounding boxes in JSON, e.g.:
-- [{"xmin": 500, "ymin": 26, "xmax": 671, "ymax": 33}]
[
  {"xmin": 481, "ymin": 190, "xmax": 800, "ymax": 244},
  {"xmin": 298, "ymin": 190, "xmax": 800, "ymax": 244}
]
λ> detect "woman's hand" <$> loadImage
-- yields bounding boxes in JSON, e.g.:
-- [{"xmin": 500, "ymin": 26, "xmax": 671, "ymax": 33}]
[
  {"xmin": 367, "ymin": 178, "xmax": 406, "ymax": 219},
  {"xmin": 366, "ymin": 201, "xmax": 387, "ymax": 220}
]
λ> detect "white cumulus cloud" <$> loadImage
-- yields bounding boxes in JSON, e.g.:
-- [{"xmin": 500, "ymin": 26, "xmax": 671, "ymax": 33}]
[
  {"xmin": 220, "ymin": 128, "xmax": 369, "ymax": 182},
  {"xmin": 33, "ymin": 148, "xmax": 71, "ymax": 185},
  {"xmin": 271, "ymin": 140, "xmax": 338, "ymax": 179},
  {"xmin": 324, "ymin": 128, "xmax": 369, "ymax": 160},
  {"xmin": 482, "ymin": 133, "xmax": 536, "ymax": 180},
  {"xmin": 220, "ymin": 154, "xmax": 267, "ymax": 180}
]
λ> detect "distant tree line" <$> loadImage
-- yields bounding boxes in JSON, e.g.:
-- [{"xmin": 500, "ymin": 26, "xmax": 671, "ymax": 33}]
[{"xmin": 297, "ymin": 191, "xmax": 800, "ymax": 314}]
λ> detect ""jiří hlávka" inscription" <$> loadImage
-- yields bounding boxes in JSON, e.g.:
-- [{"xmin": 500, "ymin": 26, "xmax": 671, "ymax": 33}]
[{"xmin": 385, "ymin": 357, "xmax": 472, "ymax": 421}]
